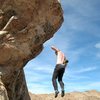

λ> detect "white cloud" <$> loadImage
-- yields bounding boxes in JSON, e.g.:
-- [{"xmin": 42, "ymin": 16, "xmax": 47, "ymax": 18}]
[
  {"xmin": 67, "ymin": 48, "xmax": 85, "ymax": 63},
  {"xmin": 62, "ymin": 0, "xmax": 100, "ymax": 17},
  {"xmin": 75, "ymin": 67, "xmax": 97, "ymax": 73},
  {"xmin": 65, "ymin": 73, "xmax": 89, "ymax": 81},
  {"xmin": 89, "ymin": 82, "xmax": 100, "ymax": 87},
  {"xmin": 61, "ymin": 0, "xmax": 100, "ymax": 38},
  {"xmin": 95, "ymin": 43, "xmax": 100, "ymax": 58},
  {"xmin": 25, "ymin": 72, "xmax": 47, "ymax": 83},
  {"xmin": 64, "ymin": 66, "xmax": 98, "ymax": 81},
  {"xmin": 64, "ymin": 81, "xmax": 100, "ymax": 92},
  {"xmin": 96, "ymin": 53, "xmax": 100, "ymax": 58},
  {"xmin": 25, "ymin": 60, "xmax": 54, "ymax": 74},
  {"xmin": 95, "ymin": 43, "xmax": 100, "ymax": 49},
  {"xmin": 28, "ymin": 83, "xmax": 53, "ymax": 94},
  {"xmin": 64, "ymin": 82, "xmax": 90, "ymax": 92},
  {"xmin": 32, "ymin": 65, "xmax": 53, "ymax": 74}
]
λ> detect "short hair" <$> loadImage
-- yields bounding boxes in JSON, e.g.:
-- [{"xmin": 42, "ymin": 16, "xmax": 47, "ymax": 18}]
[
  {"xmin": 55, "ymin": 51, "xmax": 58, "ymax": 55},
  {"xmin": 63, "ymin": 58, "xmax": 69, "ymax": 64}
]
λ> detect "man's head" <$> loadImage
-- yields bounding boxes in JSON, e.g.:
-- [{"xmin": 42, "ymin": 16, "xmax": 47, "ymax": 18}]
[
  {"xmin": 63, "ymin": 57, "xmax": 69, "ymax": 65},
  {"xmin": 55, "ymin": 51, "xmax": 58, "ymax": 55}
]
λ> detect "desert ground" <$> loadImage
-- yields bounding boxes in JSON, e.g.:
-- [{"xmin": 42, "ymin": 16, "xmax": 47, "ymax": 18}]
[{"xmin": 29, "ymin": 90, "xmax": 100, "ymax": 100}]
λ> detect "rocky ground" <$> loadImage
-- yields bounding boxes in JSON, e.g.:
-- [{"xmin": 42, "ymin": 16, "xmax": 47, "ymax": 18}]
[{"xmin": 29, "ymin": 90, "xmax": 100, "ymax": 100}]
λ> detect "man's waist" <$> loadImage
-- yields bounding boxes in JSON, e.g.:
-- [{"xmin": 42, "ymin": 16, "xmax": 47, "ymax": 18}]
[
  {"xmin": 56, "ymin": 63, "xmax": 65, "ymax": 65},
  {"xmin": 56, "ymin": 63, "xmax": 64, "ymax": 65},
  {"xmin": 56, "ymin": 64, "xmax": 66, "ymax": 68}
]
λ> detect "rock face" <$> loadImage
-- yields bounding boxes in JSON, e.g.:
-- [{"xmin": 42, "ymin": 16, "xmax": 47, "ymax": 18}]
[
  {"xmin": 0, "ymin": 0, "xmax": 63, "ymax": 100},
  {"xmin": 29, "ymin": 90, "xmax": 100, "ymax": 100}
]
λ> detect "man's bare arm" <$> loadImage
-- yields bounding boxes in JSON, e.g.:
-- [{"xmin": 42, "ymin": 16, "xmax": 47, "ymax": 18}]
[{"xmin": 51, "ymin": 46, "xmax": 60, "ymax": 52}]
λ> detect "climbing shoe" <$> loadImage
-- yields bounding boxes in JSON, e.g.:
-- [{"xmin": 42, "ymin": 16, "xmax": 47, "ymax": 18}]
[
  {"xmin": 55, "ymin": 91, "xmax": 59, "ymax": 98},
  {"xmin": 61, "ymin": 90, "xmax": 65, "ymax": 97}
]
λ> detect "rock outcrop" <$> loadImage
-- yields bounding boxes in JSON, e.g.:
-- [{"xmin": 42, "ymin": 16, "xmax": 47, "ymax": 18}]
[
  {"xmin": 29, "ymin": 90, "xmax": 100, "ymax": 100},
  {"xmin": 0, "ymin": 0, "xmax": 63, "ymax": 100}
]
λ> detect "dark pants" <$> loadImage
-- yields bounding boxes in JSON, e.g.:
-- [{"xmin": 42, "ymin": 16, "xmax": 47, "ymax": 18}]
[{"xmin": 52, "ymin": 64, "xmax": 65, "ymax": 91}]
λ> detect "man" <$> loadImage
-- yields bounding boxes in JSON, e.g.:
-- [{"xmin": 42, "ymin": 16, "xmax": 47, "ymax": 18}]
[{"xmin": 51, "ymin": 46, "xmax": 68, "ymax": 98}]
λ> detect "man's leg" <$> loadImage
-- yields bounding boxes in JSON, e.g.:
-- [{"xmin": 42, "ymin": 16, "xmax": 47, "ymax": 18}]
[
  {"xmin": 58, "ymin": 68, "xmax": 65, "ymax": 97},
  {"xmin": 52, "ymin": 66, "xmax": 59, "ymax": 98}
]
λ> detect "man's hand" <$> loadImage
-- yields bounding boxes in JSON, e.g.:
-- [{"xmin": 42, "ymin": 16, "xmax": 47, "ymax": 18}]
[
  {"xmin": 51, "ymin": 46, "xmax": 60, "ymax": 52},
  {"xmin": 51, "ymin": 46, "xmax": 56, "ymax": 50}
]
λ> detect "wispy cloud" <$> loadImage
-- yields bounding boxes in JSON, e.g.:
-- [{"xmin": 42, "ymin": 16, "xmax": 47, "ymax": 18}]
[
  {"xmin": 65, "ymin": 74, "xmax": 89, "ymax": 81},
  {"xmin": 64, "ymin": 66, "xmax": 98, "ymax": 81},
  {"xmin": 67, "ymin": 48, "xmax": 85, "ymax": 63},
  {"xmin": 25, "ymin": 72, "xmax": 47, "ymax": 83},
  {"xmin": 62, "ymin": 0, "xmax": 100, "ymax": 18},
  {"xmin": 64, "ymin": 81, "xmax": 100, "ymax": 92},
  {"xmin": 28, "ymin": 83, "xmax": 53, "ymax": 94},
  {"xmin": 75, "ymin": 67, "xmax": 97, "ymax": 73},
  {"xmin": 89, "ymin": 82, "xmax": 100, "ymax": 87},
  {"xmin": 32, "ymin": 65, "xmax": 53, "ymax": 74},
  {"xmin": 95, "ymin": 42, "xmax": 100, "ymax": 58},
  {"xmin": 61, "ymin": 0, "xmax": 100, "ymax": 38},
  {"xmin": 95, "ymin": 42, "xmax": 100, "ymax": 49},
  {"xmin": 96, "ymin": 53, "xmax": 100, "ymax": 58},
  {"xmin": 63, "ymin": 82, "xmax": 90, "ymax": 92},
  {"xmin": 25, "ymin": 60, "xmax": 54, "ymax": 74}
]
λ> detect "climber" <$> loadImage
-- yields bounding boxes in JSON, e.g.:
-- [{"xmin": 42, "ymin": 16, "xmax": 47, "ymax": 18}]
[{"xmin": 51, "ymin": 46, "xmax": 68, "ymax": 98}]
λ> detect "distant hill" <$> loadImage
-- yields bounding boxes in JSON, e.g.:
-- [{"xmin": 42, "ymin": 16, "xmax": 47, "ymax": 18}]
[{"xmin": 29, "ymin": 90, "xmax": 100, "ymax": 100}]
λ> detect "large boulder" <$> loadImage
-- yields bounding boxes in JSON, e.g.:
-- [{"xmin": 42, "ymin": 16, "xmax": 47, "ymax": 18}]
[{"xmin": 0, "ymin": 0, "xmax": 63, "ymax": 100}]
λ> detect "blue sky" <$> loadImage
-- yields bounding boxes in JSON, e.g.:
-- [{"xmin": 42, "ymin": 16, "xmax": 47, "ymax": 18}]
[{"xmin": 24, "ymin": 0, "xmax": 100, "ymax": 94}]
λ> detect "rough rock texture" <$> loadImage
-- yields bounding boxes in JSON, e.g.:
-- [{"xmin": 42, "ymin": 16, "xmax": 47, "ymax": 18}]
[
  {"xmin": 29, "ymin": 90, "xmax": 100, "ymax": 100},
  {"xmin": 0, "ymin": 75, "xmax": 9, "ymax": 100},
  {"xmin": 0, "ymin": 0, "xmax": 63, "ymax": 100}
]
